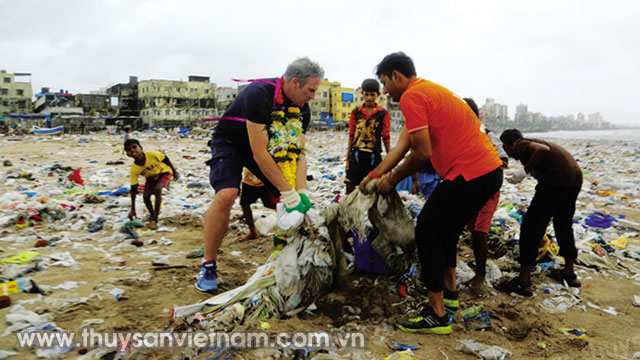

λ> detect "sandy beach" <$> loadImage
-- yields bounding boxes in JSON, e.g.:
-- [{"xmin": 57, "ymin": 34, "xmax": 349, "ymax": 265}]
[{"xmin": 0, "ymin": 129, "xmax": 639, "ymax": 359}]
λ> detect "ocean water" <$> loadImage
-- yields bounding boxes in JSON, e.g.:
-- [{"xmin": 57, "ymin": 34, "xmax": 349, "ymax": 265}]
[{"xmin": 524, "ymin": 129, "xmax": 640, "ymax": 143}]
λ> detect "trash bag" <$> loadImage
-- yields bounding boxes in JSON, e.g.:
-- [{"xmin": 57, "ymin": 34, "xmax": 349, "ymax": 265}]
[{"xmin": 325, "ymin": 188, "xmax": 414, "ymax": 275}]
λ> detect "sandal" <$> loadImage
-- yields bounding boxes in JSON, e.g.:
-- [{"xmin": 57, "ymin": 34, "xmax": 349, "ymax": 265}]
[
  {"xmin": 548, "ymin": 269, "xmax": 581, "ymax": 287},
  {"xmin": 494, "ymin": 278, "xmax": 533, "ymax": 297}
]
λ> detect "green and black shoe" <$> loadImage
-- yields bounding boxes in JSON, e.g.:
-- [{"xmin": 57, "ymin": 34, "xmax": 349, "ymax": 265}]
[
  {"xmin": 417, "ymin": 287, "xmax": 460, "ymax": 311},
  {"xmin": 395, "ymin": 307, "xmax": 453, "ymax": 335},
  {"xmin": 443, "ymin": 288, "xmax": 460, "ymax": 311}
]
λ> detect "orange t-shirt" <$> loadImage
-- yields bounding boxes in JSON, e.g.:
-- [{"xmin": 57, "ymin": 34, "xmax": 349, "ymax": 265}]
[{"xmin": 400, "ymin": 78, "xmax": 501, "ymax": 181}]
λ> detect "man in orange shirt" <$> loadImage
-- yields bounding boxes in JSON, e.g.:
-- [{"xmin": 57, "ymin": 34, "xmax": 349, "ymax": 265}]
[{"xmin": 360, "ymin": 52, "xmax": 503, "ymax": 334}]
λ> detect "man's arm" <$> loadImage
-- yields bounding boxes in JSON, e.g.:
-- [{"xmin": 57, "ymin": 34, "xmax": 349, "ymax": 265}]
[
  {"xmin": 411, "ymin": 172, "xmax": 420, "ymax": 194},
  {"xmin": 162, "ymin": 155, "xmax": 179, "ymax": 179},
  {"xmin": 371, "ymin": 126, "xmax": 411, "ymax": 176},
  {"xmin": 246, "ymin": 121, "xmax": 293, "ymax": 192},
  {"xmin": 382, "ymin": 111, "xmax": 391, "ymax": 154},
  {"xmin": 388, "ymin": 128, "xmax": 432, "ymax": 185}
]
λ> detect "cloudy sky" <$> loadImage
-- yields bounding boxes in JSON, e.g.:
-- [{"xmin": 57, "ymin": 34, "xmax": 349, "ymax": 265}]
[{"xmin": 2, "ymin": 0, "xmax": 639, "ymax": 125}]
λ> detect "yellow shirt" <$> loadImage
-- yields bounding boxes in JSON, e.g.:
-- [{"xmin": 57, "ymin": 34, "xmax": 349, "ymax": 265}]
[{"xmin": 129, "ymin": 151, "xmax": 173, "ymax": 186}]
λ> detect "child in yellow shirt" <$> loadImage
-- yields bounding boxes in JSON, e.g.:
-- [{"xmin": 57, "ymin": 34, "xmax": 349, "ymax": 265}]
[{"xmin": 125, "ymin": 139, "xmax": 179, "ymax": 229}]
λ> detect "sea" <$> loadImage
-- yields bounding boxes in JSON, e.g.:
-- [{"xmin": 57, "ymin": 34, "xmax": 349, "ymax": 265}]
[{"xmin": 524, "ymin": 129, "xmax": 640, "ymax": 143}]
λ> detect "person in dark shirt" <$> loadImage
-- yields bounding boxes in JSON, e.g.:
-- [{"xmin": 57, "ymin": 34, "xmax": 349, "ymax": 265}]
[
  {"xmin": 495, "ymin": 129, "xmax": 583, "ymax": 297},
  {"xmin": 196, "ymin": 57, "xmax": 324, "ymax": 293}
]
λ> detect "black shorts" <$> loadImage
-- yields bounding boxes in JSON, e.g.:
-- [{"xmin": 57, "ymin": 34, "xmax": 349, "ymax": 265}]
[
  {"xmin": 345, "ymin": 150, "xmax": 382, "ymax": 185},
  {"xmin": 206, "ymin": 137, "xmax": 279, "ymax": 197},
  {"xmin": 240, "ymin": 183, "xmax": 278, "ymax": 209}
]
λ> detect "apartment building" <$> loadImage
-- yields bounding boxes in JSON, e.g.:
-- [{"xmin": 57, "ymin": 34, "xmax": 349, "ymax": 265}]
[
  {"xmin": 138, "ymin": 76, "xmax": 217, "ymax": 127},
  {"xmin": 308, "ymin": 79, "xmax": 340, "ymax": 122},
  {"xmin": 0, "ymin": 70, "xmax": 32, "ymax": 115},
  {"xmin": 216, "ymin": 86, "xmax": 237, "ymax": 112},
  {"xmin": 75, "ymin": 93, "xmax": 113, "ymax": 116},
  {"xmin": 107, "ymin": 77, "xmax": 139, "ymax": 117}
]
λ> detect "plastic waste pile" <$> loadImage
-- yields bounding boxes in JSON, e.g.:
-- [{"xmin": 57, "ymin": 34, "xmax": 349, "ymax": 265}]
[{"xmin": 172, "ymin": 208, "xmax": 334, "ymax": 324}]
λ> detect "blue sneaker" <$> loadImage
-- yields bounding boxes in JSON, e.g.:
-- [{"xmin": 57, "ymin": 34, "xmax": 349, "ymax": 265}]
[{"xmin": 195, "ymin": 260, "xmax": 218, "ymax": 293}]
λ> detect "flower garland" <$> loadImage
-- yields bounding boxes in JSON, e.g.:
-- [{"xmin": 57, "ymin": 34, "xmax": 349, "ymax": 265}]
[{"xmin": 266, "ymin": 77, "xmax": 303, "ymax": 188}]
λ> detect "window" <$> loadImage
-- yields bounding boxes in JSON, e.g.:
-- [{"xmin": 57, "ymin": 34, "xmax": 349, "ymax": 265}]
[
  {"xmin": 18, "ymin": 101, "xmax": 25, "ymax": 108},
  {"xmin": 165, "ymin": 87, "xmax": 169, "ymax": 92},
  {"xmin": 321, "ymin": 102, "xmax": 326, "ymax": 107},
  {"xmin": 3, "ymin": 78, "xmax": 9, "ymax": 83},
  {"xmin": 0, "ymin": 88, "xmax": 7, "ymax": 95},
  {"xmin": 17, "ymin": 89, "xmax": 24, "ymax": 96},
  {"xmin": 204, "ymin": 89, "xmax": 209, "ymax": 94},
  {"xmin": 323, "ymin": 91, "xmax": 327, "ymax": 97},
  {"xmin": 165, "ymin": 110, "xmax": 170, "ymax": 115},
  {"xmin": 2, "ymin": 101, "xmax": 7, "ymax": 106},
  {"xmin": 191, "ymin": 88, "xmax": 196, "ymax": 92}
]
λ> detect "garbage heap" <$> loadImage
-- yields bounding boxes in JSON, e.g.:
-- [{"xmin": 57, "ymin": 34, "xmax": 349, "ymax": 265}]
[{"xmin": 171, "ymin": 186, "xmax": 416, "ymax": 331}]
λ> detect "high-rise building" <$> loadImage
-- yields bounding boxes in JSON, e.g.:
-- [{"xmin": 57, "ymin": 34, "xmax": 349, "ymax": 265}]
[
  {"xmin": 480, "ymin": 98, "xmax": 508, "ymax": 124},
  {"xmin": 0, "ymin": 70, "xmax": 32, "ymax": 115},
  {"xmin": 515, "ymin": 103, "xmax": 528, "ymax": 123}
]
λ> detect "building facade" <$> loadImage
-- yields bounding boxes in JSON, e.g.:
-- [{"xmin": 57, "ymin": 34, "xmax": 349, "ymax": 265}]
[
  {"xmin": 0, "ymin": 70, "xmax": 32, "ymax": 115},
  {"xmin": 329, "ymin": 86, "xmax": 355, "ymax": 124},
  {"xmin": 480, "ymin": 98, "xmax": 508, "ymax": 125},
  {"xmin": 75, "ymin": 93, "xmax": 113, "ymax": 116},
  {"xmin": 216, "ymin": 86, "xmax": 237, "ymax": 112},
  {"xmin": 33, "ymin": 88, "xmax": 82, "ymax": 116},
  {"xmin": 138, "ymin": 76, "xmax": 217, "ymax": 127},
  {"xmin": 309, "ymin": 80, "xmax": 340, "ymax": 123},
  {"xmin": 106, "ymin": 76, "xmax": 139, "ymax": 117}
]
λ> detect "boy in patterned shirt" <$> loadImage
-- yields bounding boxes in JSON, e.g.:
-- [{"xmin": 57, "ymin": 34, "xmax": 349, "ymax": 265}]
[{"xmin": 345, "ymin": 78, "xmax": 391, "ymax": 194}]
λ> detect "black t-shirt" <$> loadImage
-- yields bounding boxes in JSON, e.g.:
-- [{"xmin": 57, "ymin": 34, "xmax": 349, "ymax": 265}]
[{"xmin": 213, "ymin": 78, "xmax": 311, "ymax": 152}]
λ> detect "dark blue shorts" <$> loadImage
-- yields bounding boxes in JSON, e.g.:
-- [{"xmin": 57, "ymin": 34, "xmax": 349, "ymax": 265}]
[{"xmin": 206, "ymin": 137, "xmax": 279, "ymax": 196}]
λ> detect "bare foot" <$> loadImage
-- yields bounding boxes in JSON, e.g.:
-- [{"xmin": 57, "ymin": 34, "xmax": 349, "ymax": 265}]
[
  {"xmin": 238, "ymin": 232, "xmax": 258, "ymax": 241},
  {"xmin": 147, "ymin": 220, "xmax": 157, "ymax": 230},
  {"xmin": 468, "ymin": 274, "xmax": 486, "ymax": 291}
]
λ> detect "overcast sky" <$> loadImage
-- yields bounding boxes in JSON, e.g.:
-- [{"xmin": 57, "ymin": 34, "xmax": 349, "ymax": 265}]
[{"xmin": 2, "ymin": 0, "xmax": 639, "ymax": 125}]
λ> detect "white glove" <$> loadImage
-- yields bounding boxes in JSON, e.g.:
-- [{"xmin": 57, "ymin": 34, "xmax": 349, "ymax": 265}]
[
  {"xmin": 276, "ymin": 202, "xmax": 304, "ymax": 230},
  {"xmin": 506, "ymin": 169, "xmax": 527, "ymax": 184},
  {"xmin": 281, "ymin": 189, "xmax": 304, "ymax": 213}
]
